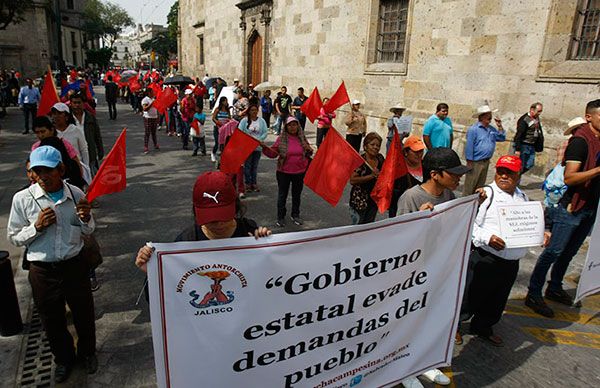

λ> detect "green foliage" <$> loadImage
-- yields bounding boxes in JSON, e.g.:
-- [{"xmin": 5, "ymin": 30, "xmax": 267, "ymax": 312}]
[
  {"xmin": 167, "ymin": 0, "xmax": 178, "ymax": 40},
  {"xmin": 86, "ymin": 47, "xmax": 113, "ymax": 68},
  {"xmin": 141, "ymin": 33, "xmax": 177, "ymax": 68},
  {"xmin": 0, "ymin": 0, "xmax": 35, "ymax": 30},
  {"xmin": 83, "ymin": 0, "xmax": 134, "ymax": 47}
]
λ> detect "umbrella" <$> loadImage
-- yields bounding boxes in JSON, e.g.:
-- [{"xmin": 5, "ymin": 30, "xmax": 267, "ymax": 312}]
[
  {"xmin": 253, "ymin": 81, "xmax": 280, "ymax": 92},
  {"xmin": 119, "ymin": 70, "xmax": 138, "ymax": 82},
  {"xmin": 163, "ymin": 74, "xmax": 195, "ymax": 86},
  {"xmin": 205, "ymin": 77, "xmax": 226, "ymax": 89}
]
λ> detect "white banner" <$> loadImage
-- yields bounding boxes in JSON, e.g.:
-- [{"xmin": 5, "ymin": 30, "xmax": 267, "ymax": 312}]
[
  {"xmin": 147, "ymin": 197, "xmax": 478, "ymax": 388},
  {"xmin": 575, "ymin": 201, "xmax": 600, "ymax": 303}
]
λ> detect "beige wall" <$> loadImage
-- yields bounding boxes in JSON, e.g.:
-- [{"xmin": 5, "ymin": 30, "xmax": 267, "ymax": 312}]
[{"xmin": 180, "ymin": 0, "xmax": 599, "ymax": 173}]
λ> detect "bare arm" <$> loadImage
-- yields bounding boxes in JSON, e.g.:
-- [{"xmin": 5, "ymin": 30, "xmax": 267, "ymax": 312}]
[
  {"xmin": 564, "ymin": 161, "xmax": 600, "ymax": 187},
  {"xmin": 423, "ymin": 135, "xmax": 433, "ymax": 150}
]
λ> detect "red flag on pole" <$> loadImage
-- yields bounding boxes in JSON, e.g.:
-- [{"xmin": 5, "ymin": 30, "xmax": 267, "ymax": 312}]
[
  {"xmin": 220, "ymin": 129, "xmax": 260, "ymax": 174},
  {"xmin": 128, "ymin": 77, "xmax": 142, "ymax": 93},
  {"xmin": 86, "ymin": 128, "xmax": 127, "ymax": 203},
  {"xmin": 304, "ymin": 127, "xmax": 365, "ymax": 206},
  {"xmin": 153, "ymin": 87, "xmax": 177, "ymax": 114},
  {"xmin": 147, "ymin": 82, "xmax": 162, "ymax": 98},
  {"xmin": 322, "ymin": 81, "xmax": 350, "ymax": 113},
  {"xmin": 37, "ymin": 68, "xmax": 60, "ymax": 116},
  {"xmin": 370, "ymin": 129, "xmax": 408, "ymax": 213},
  {"xmin": 300, "ymin": 87, "xmax": 323, "ymax": 123}
]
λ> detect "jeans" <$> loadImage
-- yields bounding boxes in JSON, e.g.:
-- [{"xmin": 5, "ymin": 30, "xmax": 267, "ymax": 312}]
[
  {"xmin": 276, "ymin": 171, "xmax": 304, "ymax": 220},
  {"xmin": 519, "ymin": 143, "xmax": 536, "ymax": 173},
  {"xmin": 528, "ymin": 205, "xmax": 596, "ymax": 297},
  {"xmin": 23, "ymin": 103, "xmax": 37, "ymax": 132},
  {"xmin": 296, "ymin": 114, "xmax": 307, "ymax": 130},
  {"xmin": 192, "ymin": 136, "xmax": 206, "ymax": 155},
  {"xmin": 316, "ymin": 127, "xmax": 329, "ymax": 148},
  {"xmin": 244, "ymin": 150, "xmax": 261, "ymax": 185},
  {"xmin": 212, "ymin": 126, "xmax": 220, "ymax": 154}
]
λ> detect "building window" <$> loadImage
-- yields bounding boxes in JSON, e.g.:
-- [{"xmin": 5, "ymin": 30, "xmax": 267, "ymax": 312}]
[
  {"xmin": 72, "ymin": 51, "xmax": 77, "ymax": 66},
  {"xmin": 376, "ymin": 0, "xmax": 409, "ymax": 63},
  {"xmin": 199, "ymin": 35, "xmax": 205, "ymax": 65},
  {"xmin": 124, "ymin": 46, "xmax": 129, "ymax": 52},
  {"xmin": 71, "ymin": 31, "xmax": 77, "ymax": 48},
  {"xmin": 67, "ymin": 0, "xmax": 74, "ymax": 9},
  {"xmin": 570, "ymin": 0, "xmax": 600, "ymax": 60}
]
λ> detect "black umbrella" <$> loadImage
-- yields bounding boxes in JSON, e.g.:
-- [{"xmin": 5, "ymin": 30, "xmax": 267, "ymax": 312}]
[
  {"xmin": 205, "ymin": 77, "xmax": 227, "ymax": 89},
  {"xmin": 163, "ymin": 74, "xmax": 194, "ymax": 86}
]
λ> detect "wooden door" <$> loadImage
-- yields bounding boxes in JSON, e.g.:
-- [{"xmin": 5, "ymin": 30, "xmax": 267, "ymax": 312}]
[{"xmin": 250, "ymin": 34, "xmax": 263, "ymax": 85}]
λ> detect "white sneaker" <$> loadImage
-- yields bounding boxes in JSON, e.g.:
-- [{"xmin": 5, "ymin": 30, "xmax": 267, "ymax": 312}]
[
  {"xmin": 210, "ymin": 153, "xmax": 216, "ymax": 162},
  {"xmin": 422, "ymin": 369, "xmax": 450, "ymax": 385},
  {"xmin": 401, "ymin": 377, "xmax": 424, "ymax": 388}
]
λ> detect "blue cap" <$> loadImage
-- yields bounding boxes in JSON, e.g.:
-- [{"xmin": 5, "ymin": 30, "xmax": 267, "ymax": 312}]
[{"xmin": 30, "ymin": 146, "xmax": 62, "ymax": 169}]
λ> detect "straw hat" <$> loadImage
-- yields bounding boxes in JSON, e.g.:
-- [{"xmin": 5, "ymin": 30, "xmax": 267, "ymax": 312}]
[
  {"xmin": 472, "ymin": 105, "xmax": 498, "ymax": 118},
  {"xmin": 564, "ymin": 117, "xmax": 587, "ymax": 136},
  {"xmin": 389, "ymin": 103, "xmax": 407, "ymax": 113}
]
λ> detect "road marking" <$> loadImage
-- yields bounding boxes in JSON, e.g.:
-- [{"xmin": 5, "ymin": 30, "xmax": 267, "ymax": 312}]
[
  {"xmin": 504, "ymin": 303, "xmax": 600, "ymax": 326},
  {"xmin": 522, "ymin": 327, "xmax": 600, "ymax": 349},
  {"xmin": 437, "ymin": 367, "xmax": 456, "ymax": 388}
]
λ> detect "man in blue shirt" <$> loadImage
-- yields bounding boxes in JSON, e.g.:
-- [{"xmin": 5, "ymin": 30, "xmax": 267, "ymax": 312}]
[
  {"xmin": 463, "ymin": 105, "xmax": 506, "ymax": 195},
  {"xmin": 18, "ymin": 78, "xmax": 41, "ymax": 134},
  {"xmin": 423, "ymin": 103, "xmax": 453, "ymax": 149}
]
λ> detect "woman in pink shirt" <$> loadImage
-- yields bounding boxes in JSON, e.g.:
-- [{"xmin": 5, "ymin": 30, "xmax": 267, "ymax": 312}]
[
  {"xmin": 316, "ymin": 97, "xmax": 336, "ymax": 148},
  {"xmin": 262, "ymin": 116, "xmax": 314, "ymax": 227}
]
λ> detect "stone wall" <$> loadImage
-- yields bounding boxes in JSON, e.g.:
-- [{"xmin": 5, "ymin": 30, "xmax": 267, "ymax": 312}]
[{"xmin": 180, "ymin": 0, "xmax": 600, "ymax": 174}]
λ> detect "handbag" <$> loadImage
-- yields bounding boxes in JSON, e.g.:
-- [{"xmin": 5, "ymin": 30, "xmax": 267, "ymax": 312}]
[{"xmin": 80, "ymin": 234, "xmax": 103, "ymax": 270}]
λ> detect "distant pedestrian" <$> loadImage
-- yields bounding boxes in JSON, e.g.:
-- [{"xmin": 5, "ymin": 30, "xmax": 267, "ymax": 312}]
[
  {"xmin": 18, "ymin": 78, "xmax": 41, "ymax": 134},
  {"xmin": 70, "ymin": 92, "xmax": 104, "ymax": 175},
  {"xmin": 260, "ymin": 90, "xmax": 273, "ymax": 127},
  {"xmin": 239, "ymin": 104, "xmax": 268, "ymax": 192},
  {"xmin": 274, "ymin": 86, "xmax": 293, "ymax": 131},
  {"xmin": 513, "ymin": 102, "xmax": 544, "ymax": 173},
  {"xmin": 463, "ymin": 105, "xmax": 506, "ymax": 195},
  {"xmin": 344, "ymin": 99, "xmax": 367, "ymax": 152},
  {"xmin": 423, "ymin": 103, "xmax": 453, "ymax": 149},
  {"xmin": 104, "ymin": 75, "xmax": 118, "ymax": 120},
  {"xmin": 292, "ymin": 87, "xmax": 308, "ymax": 130},
  {"xmin": 181, "ymin": 89, "xmax": 197, "ymax": 150},
  {"xmin": 141, "ymin": 88, "xmax": 159, "ymax": 154},
  {"xmin": 211, "ymin": 96, "xmax": 231, "ymax": 163},
  {"xmin": 191, "ymin": 106, "xmax": 207, "ymax": 156},
  {"xmin": 316, "ymin": 98, "xmax": 335, "ymax": 148},
  {"xmin": 386, "ymin": 103, "xmax": 408, "ymax": 152}
]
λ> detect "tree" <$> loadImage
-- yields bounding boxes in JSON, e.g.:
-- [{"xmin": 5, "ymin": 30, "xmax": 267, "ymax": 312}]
[
  {"xmin": 141, "ymin": 33, "xmax": 176, "ymax": 69},
  {"xmin": 0, "ymin": 0, "xmax": 35, "ymax": 30},
  {"xmin": 83, "ymin": 0, "xmax": 134, "ymax": 48},
  {"xmin": 86, "ymin": 47, "xmax": 113, "ymax": 69},
  {"xmin": 166, "ymin": 0, "xmax": 178, "ymax": 41}
]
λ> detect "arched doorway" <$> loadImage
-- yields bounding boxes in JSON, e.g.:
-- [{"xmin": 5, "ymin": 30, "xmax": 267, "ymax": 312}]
[{"xmin": 248, "ymin": 31, "xmax": 263, "ymax": 86}]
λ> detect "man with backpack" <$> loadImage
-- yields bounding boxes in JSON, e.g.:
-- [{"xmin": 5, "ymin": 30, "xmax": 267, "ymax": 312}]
[{"xmin": 526, "ymin": 99, "xmax": 600, "ymax": 318}]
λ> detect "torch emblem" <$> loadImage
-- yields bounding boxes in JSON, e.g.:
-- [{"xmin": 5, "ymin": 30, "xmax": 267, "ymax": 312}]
[{"xmin": 189, "ymin": 270, "xmax": 235, "ymax": 308}]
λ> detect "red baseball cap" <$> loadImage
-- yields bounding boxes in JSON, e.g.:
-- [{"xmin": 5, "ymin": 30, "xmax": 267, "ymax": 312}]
[
  {"xmin": 193, "ymin": 172, "xmax": 237, "ymax": 225},
  {"xmin": 496, "ymin": 155, "xmax": 522, "ymax": 172}
]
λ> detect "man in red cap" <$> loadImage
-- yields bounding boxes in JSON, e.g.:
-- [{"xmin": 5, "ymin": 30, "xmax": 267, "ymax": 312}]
[{"xmin": 460, "ymin": 155, "xmax": 550, "ymax": 346}]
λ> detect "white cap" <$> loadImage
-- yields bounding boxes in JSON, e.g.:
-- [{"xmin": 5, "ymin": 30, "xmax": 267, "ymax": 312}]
[
  {"xmin": 352, "ymin": 99, "xmax": 361, "ymax": 105},
  {"xmin": 51, "ymin": 102, "xmax": 70, "ymax": 113},
  {"xmin": 184, "ymin": 89, "xmax": 193, "ymax": 95}
]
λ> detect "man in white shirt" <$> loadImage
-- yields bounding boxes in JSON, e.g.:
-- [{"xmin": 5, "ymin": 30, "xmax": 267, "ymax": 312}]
[
  {"xmin": 141, "ymin": 88, "xmax": 160, "ymax": 153},
  {"xmin": 7, "ymin": 146, "xmax": 97, "ymax": 382},
  {"xmin": 461, "ymin": 155, "xmax": 550, "ymax": 346}
]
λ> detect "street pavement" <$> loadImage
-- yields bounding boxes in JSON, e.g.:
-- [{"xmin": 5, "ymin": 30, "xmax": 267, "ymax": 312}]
[{"xmin": 0, "ymin": 89, "xmax": 598, "ymax": 388}]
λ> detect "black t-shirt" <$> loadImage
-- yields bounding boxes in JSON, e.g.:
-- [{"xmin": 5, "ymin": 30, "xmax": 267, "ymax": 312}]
[
  {"xmin": 175, "ymin": 218, "xmax": 259, "ymax": 241},
  {"xmin": 275, "ymin": 94, "xmax": 293, "ymax": 115},
  {"xmin": 562, "ymin": 137, "xmax": 600, "ymax": 209}
]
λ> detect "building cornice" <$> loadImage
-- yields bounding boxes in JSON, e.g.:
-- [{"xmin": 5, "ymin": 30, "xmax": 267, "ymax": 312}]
[{"xmin": 235, "ymin": 0, "xmax": 272, "ymax": 11}]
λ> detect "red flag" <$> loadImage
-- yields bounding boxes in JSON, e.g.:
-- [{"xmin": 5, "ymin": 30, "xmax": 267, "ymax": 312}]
[
  {"xmin": 37, "ymin": 68, "xmax": 60, "ymax": 116},
  {"xmin": 220, "ymin": 129, "xmax": 259, "ymax": 174},
  {"xmin": 370, "ymin": 129, "xmax": 408, "ymax": 213},
  {"xmin": 190, "ymin": 119, "xmax": 200, "ymax": 135},
  {"xmin": 86, "ymin": 128, "xmax": 127, "ymax": 203},
  {"xmin": 304, "ymin": 127, "xmax": 365, "ymax": 206},
  {"xmin": 322, "ymin": 81, "xmax": 350, "ymax": 113},
  {"xmin": 153, "ymin": 87, "xmax": 177, "ymax": 114},
  {"xmin": 300, "ymin": 87, "xmax": 323, "ymax": 123},
  {"xmin": 128, "ymin": 77, "xmax": 142, "ymax": 93}
]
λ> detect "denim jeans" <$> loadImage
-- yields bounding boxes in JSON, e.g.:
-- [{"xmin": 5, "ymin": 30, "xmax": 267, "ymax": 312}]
[
  {"xmin": 528, "ymin": 205, "xmax": 596, "ymax": 297},
  {"xmin": 181, "ymin": 121, "xmax": 190, "ymax": 148},
  {"xmin": 519, "ymin": 143, "xmax": 536, "ymax": 173},
  {"xmin": 192, "ymin": 136, "xmax": 206, "ymax": 155},
  {"xmin": 244, "ymin": 150, "xmax": 261, "ymax": 185},
  {"xmin": 212, "ymin": 126, "xmax": 220, "ymax": 154}
]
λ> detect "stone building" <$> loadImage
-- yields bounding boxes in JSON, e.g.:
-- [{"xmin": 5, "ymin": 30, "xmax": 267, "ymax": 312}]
[
  {"xmin": 113, "ymin": 24, "xmax": 168, "ymax": 68},
  {"xmin": 0, "ymin": 0, "xmax": 96, "ymax": 77},
  {"xmin": 179, "ymin": 0, "xmax": 600, "ymax": 172}
]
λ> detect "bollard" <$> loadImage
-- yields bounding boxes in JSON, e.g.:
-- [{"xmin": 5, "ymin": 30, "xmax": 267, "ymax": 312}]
[{"xmin": 0, "ymin": 251, "xmax": 23, "ymax": 336}]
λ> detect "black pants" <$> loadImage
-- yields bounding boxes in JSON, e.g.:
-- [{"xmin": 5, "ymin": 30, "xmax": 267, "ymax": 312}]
[
  {"xmin": 346, "ymin": 133, "xmax": 363, "ymax": 152},
  {"xmin": 276, "ymin": 171, "xmax": 304, "ymax": 220},
  {"xmin": 107, "ymin": 100, "xmax": 117, "ymax": 119},
  {"xmin": 461, "ymin": 248, "xmax": 519, "ymax": 337},
  {"xmin": 23, "ymin": 103, "xmax": 37, "ymax": 132},
  {"xmin": 317, "ymin": 127, "xmax": 329, "ymax": 148},
  {"xmin": 388, "ymin": 188, "xmax": 402, "ymax": 218},
  {"xmin": 262, "ymin": 112, "xmax": 271, "ymax": 128},
  {"xmin": 28, "ymin": 255, "xmax": 96, "ymax": 365}
]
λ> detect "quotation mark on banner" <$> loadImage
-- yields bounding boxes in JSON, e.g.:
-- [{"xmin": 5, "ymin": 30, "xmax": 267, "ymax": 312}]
[
  {"xmin": 265, "ymin": 276, "xmax": 284, "ymax": 289},
  {"xmin": 381, "ymin": 331, "xmax": 390, "ymax": 339}
]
